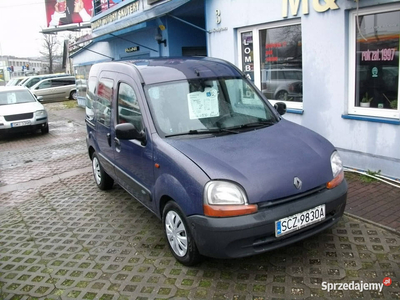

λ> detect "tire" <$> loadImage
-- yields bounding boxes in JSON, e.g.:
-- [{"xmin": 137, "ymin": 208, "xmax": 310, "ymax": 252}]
[
  {"xmin": 69, "ymin": 90, "xmax": 77, "ymax": 100},
  {"xmin": 91, "ymin": 152, "xmax": 114, "ymax": 190},
  {"xmin": 41, "ymin": 123, "xmax": 49, "ymax": 134},
  {"xmin": 162, "ymin": 201, "xmax": 201, "ymax": 266},
  {"xmin": 276, "ymin": 90, "xmax": 288, "ymax": 100}
]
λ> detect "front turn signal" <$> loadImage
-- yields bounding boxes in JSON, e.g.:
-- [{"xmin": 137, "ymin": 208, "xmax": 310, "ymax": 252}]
[
  {"xmin": 326, "ymin": 171, "xmax": 344, "ymax": 189},
  {"xmin": 204, "ymin": 204, "xmax": 258, "ymax": 217}
]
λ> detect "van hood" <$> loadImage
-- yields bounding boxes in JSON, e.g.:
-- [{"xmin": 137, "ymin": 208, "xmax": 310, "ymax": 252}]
[
  {"xmin": 1, "ymin": 102, "xmax": 44, "ymax": 115},
  {"xmin": 164, "ymin": 120, "xmax": 335, "ymax": 203}
]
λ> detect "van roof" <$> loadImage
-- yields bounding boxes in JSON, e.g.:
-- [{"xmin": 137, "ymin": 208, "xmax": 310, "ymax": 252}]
[{"xmin": 92, "ymin": 57, "xmax": 244, "ymax": 85}]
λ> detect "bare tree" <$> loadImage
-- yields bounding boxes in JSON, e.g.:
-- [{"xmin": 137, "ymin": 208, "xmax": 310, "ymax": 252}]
[{"xmin": 40, "ymin": 34, "xmax": 60, "ymax": 74}]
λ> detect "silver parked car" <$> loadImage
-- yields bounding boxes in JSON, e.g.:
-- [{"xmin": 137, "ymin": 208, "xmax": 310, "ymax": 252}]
[
  {"xmin": 261, "ymin": 68, "xmax": 302, "ymax": 101},
  {"xmin": 0, "ymin": 86, "xmax": 48, "ymax": 134},
  {"xmin": 30, "ymin": 76, "xmax": 76, "ymax": 103}
]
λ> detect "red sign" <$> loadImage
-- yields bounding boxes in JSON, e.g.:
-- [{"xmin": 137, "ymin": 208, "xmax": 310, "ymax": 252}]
[
  {"xmin": 383, "ymin": 277, "xmax": 392, "ymax": 287},
  {"xmin": 45, "ymin": 0, "xmax": 94, "ymax": 27}
]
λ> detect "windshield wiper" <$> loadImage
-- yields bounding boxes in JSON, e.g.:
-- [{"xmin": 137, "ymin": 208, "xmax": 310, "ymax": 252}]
[
  {"xmin": 223, "ymin": 120, "xmax": 276, "ymax": 131},
  {"xmin": 240, "ymin": 120, "xmax": 275, "ymax": 128},
  {"xmin": 165, "ymin": 128, "xmax": 238, "ymax": 138}
]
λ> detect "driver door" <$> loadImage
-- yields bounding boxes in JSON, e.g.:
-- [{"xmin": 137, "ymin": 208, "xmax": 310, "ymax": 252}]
[{"xmin": 112, "ymin": 75, "xmax": 154, "ymax": 210}]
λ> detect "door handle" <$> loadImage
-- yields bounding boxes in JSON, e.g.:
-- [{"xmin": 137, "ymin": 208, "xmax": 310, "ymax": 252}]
[
  {"xmin": 114, "ymin": 137, "xmax": 121, "ymax": 152},
  {"xmin": 106, "ymin": 133, "xmax": 111, "ymax": 146}
]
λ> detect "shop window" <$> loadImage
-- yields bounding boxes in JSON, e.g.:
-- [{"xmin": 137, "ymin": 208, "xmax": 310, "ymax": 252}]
[
  {"xmin": 348, "ymin": 5, "xmax": 400, "ymax": 119},
  {"xmin": 259, "ymin": 25, "xmax": 302, "ymax": 104},
  {"xmin": 238, "ymin": 20, "xmax": 303, "ymax": 111}
]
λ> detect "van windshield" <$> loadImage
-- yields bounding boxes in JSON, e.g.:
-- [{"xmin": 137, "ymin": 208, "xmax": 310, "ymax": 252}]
[{"xmin": 145, "ymin": 77, "xmax": 278, "ymax": 138}]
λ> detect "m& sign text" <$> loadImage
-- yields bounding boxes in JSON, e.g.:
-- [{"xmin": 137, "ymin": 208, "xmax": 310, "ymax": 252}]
[{"xmin": 282, "ymin": 0, "xmax": 339, "ymax": 18}]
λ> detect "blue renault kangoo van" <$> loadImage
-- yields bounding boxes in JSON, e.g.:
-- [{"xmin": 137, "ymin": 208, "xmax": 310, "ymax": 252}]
[{"xmin": 85, "ymin": 57, "xmax": 347, "ymax": 265}]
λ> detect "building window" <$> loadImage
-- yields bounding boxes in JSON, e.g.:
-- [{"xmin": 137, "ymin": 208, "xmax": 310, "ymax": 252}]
[
  {"xmin": 259, "ymin": 24, "xmax": 302, "ymax": 103},
  {"xmin": 349, "ymin": 4, "xmax": 400, "ymax": 119},
  {"xmin": 238, "ymin": 20, "xmax": 303, "ymax": 110}
]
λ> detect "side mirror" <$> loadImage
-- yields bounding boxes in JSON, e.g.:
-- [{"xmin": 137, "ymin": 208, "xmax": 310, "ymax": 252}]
[
  {"xmin": 36, "ymin": 95, "xmax": 44, "ymax": 102},
  {"xmin": 115, "ymin": 123, "xmax": 146, "ymax": 142},
  {"xmin": 274, "ymin": 102, "xmax": 287, "ymax": 116}
]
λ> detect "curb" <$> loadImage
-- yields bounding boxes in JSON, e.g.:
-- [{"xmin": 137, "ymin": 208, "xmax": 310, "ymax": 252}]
[{"xmin": 344, "ymin": 212, "xmax": 400, "ymax": 236}]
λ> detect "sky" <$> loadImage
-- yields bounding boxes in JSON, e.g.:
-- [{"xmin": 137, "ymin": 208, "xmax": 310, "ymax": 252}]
[{"xmin": 0, "ymin": 0, "xmax": 50, "ymax": 58}]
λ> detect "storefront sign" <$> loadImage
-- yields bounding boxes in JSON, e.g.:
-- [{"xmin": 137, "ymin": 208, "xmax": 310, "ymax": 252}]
[
  {"xmin": 241, "ymin": 32, "xmax": 254, "ymax": 82},
  {"xmin": 282, "ymin": 0, "xmax": 339, "ymax": 18},
  {"xmin": 125, "ymin": 46, "xmax": 140, "ymax": 53},
  {"xmin": 210, "ymin": 27, "xmax": 228, "ymax": 33},
  {"xmin": 361, "ymin": 48, "xmax": 396, "ymax": 62},
  {"xmin": 92, "ymin": 0, "xmax": 139, "ymax": 30}
]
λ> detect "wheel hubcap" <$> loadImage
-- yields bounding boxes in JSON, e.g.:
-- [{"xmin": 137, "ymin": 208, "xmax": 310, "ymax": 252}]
[
  {"xmin": 92, "ymin": 157, "xmax": 101, "ymax": 185},
  {"xmin": 165, "ymin": 211, "xmax": 188, "ymax": 257}
]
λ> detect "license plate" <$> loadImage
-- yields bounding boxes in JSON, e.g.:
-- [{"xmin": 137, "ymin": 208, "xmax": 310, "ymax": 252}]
[
  {"xmin": 275, "ymin": 204, "xmax": 325, "ymax": 237},
  {"xmin": 11, "ymin": 121, "xmax": 31, "ymax": 127}
]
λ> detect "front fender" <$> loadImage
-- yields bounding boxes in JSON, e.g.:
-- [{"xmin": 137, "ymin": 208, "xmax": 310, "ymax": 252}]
[{"xmin": 153, "ymin": 173, "xmax": 204, "ymax": 218}]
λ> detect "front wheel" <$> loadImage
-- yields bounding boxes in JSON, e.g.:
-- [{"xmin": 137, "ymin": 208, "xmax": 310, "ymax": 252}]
[
  {"xmin": 41, "ymin": 123, "xmax": 49, "ymax": 134},
  {"xmin": 69, "ymin": 90, "xmax": 77, "ymax": 100},
  {"xmin": 163, "ymin": 202, "xmax": 201, "ymax": 266},
  {"xmin": 91, "ymin": 152, "xmax": 114, "ymax": 190}
]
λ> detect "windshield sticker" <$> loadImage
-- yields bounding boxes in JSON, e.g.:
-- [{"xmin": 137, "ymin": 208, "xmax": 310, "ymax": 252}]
[
  {"xmin": 7, "ymin": 93, "xmax": 17, "ymax": 104},
  {"xmin": 188, "ymin": 88, "xmax": 219, "ymax": 119}
]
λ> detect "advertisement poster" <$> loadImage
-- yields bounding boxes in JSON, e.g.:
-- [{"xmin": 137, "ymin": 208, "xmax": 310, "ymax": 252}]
[{"xmin": 45, "ymin": 0, "xmax": 94, "ymax": 27}]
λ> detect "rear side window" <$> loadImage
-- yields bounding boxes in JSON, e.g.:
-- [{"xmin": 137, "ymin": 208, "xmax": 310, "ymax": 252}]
[
  {"xmin": 52, "ymin": 78, "xmax": 75, "ymax": 87},
  {"xmin": 86, "ymin": 77, "xmax": 97, "ymax": 122},
  {"xmin": 96, "ymin": 78, "xmax": 114, "ymax": 127}
]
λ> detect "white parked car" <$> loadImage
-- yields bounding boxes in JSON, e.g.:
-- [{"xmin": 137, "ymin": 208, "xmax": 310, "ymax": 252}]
[{"xmin": 0, "ymin": 86, "xmax": 49, "ymax": 135}]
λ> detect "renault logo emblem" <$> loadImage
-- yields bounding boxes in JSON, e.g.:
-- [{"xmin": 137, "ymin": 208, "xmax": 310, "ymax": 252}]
[{"xmin": 294, "ymin": 177, "xmax": 302, "ymax": 190}]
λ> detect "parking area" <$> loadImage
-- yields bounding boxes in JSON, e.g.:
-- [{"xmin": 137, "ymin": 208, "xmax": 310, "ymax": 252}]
[{"xmin": 0, "ymin": 102, "xmax": 399, "ymax": 299}]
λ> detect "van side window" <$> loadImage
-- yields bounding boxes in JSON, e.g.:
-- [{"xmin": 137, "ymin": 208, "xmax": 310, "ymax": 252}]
[
  {"xmin": 52, "ymin": 79, "xmax": 74, "ymax": 87},
  {"xmin": 86, "ymin": 77, "xmax": 97, "ymax": 122},
  {"xmin": 117, "ymin": 82, "xmax": 143, "ymax": 131},
  {"xmin": 38, "ymin": 80, "xmax": 51, "ymax": 89},
  {"xmin": 96, "ymin": 78, "xmax": 114, "ymax": 127},
  {"xmin": 26, "ymin": 78, "xmax": 41, "ymax": 88}
]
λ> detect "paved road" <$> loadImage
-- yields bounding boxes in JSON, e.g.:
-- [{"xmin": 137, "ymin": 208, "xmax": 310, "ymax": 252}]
[{"xmin": 0, "ymin": 102, "xmax": 399, "ymax": 299}]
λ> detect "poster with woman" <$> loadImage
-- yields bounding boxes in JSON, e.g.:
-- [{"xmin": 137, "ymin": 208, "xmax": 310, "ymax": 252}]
[{"xmin": 45, "ymin": 0, "xmax": 93, "ymax": 27}]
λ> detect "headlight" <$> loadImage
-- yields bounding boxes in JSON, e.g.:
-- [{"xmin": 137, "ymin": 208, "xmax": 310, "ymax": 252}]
[
  {"xmin": 205, "ymin": 181, "xmax": 247, "ymax": 205},
  {"xmin": 203, "ymin": 181, "xmax": 257, "ymax": 217},
  {"xmin": 330, "ymin": 151, "xmax": 343, "ymax": 178},
  {"xmin": 35, "ymin": 110, "xmax": 47, "ymax": 117},
  {"xmin": 327, "ymin": 151, "xmax": 344, "ymax": 189}
]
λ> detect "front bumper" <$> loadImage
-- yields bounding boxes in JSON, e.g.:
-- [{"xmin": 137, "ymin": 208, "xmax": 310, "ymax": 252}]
[
  {"xmin": 0, "ymin": 117, "xmax": 47, "ymax": 133},
  {"xmin": 188, "ymin": 180, "xmax": 347, "ymax": 259}
]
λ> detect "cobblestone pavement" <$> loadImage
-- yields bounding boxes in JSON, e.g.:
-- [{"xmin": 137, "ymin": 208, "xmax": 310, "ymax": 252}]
[
  {"xmin": 0, "ymin": 102, "xmax": 399, "ymax": 299},
  {"xmin": 345, "ymin": 173, "xmax": 400, "ymax": 233}
]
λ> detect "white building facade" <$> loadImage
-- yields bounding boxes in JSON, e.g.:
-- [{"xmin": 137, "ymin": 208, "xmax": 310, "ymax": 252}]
[
  {"xmin": 69, "ymin": 0, "xmax": 400, "ymax": 179},
  {"xmin": 205, "ymin": 0, "xmax": 400, "ymax": 179}
]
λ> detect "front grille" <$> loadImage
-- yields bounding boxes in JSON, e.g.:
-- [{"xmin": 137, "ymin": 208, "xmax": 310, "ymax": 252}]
[
  {"xmin": 258, "ymin": 185, "xmax": 326, "ymax": 210},
  {"xmin": 4, "ymin": 113, "xmax": 33, "ymax": 121}
]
